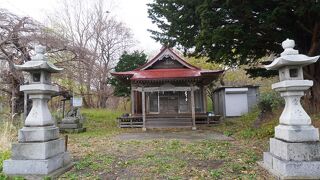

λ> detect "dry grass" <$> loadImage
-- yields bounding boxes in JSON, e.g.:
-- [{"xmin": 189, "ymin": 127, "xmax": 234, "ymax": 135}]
[
  {"xmin": 0, "ymin": 113, "xmax": 18, "ymax": 152},
  {"xmin": 0, "ymin": 121, "xmax": 15, "ymax": 151}
]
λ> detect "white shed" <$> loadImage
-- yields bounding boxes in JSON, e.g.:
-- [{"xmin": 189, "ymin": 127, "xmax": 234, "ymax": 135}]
[{"xmin": 213, "ymin": 86, "xmax": 259, "ymax": 117}]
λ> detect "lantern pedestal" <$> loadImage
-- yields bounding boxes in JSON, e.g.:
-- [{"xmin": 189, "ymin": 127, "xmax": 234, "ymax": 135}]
[
  {"xmin": 3, "ymin": 45, "xmax": 72, "ymax": 179},
  {"xmin": 3, "ymin": 88, "xmax": 73, "ymax": 178},
  {"xmin": 260, "ymin": 39, "xmax": 320, "ymax": 179},
  {"xmin": 261, "ymin": 81, "xmax": 320, "ymax": 179}
]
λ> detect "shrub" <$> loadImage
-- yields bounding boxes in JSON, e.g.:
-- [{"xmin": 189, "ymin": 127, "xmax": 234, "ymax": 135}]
[{"xmin": 258, "ymin": 92, "xmax": 284, "ymax": 112}]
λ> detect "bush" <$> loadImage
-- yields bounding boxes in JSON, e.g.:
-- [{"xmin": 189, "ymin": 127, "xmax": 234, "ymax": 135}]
[{"xmin": 258, "ymin": 92, "xmax": 284, "ymax": 112}]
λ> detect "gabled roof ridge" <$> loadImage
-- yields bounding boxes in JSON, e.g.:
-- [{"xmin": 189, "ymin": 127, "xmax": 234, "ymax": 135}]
[{"xmin": 134, "ymin": 46, "xmax": 200, "ymax": 71}]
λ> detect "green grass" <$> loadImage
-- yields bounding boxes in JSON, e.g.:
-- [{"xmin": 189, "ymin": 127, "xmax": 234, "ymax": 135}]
[
  {"xmin": 213, "ymin": 108, "xmax": 278, "ymax": 140},
  {"xmin": 76, "ymin": 108, "xmax": 123, "ymax": 137},
  {"xmin": 0, "ymin": 151, "xmax": 10, "ymax": 179},
  {"xmin": 1, "ymin": 108, "xmax": 275, "ymax": 179}
]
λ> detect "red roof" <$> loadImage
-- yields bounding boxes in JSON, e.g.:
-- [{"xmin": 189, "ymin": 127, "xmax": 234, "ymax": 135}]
[
  {"xmin": 112, "ymin": 69, "xmax": 223, "ymax": 81},
  {"xmin": 112, "ymin": 46, "xmax": 224, "ymax": 82},
  {"xmin": 136, "ymin": 47, "xmax": 200, "ymax": 70}
]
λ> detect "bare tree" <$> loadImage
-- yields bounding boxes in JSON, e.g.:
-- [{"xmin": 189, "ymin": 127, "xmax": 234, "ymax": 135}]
[
  {"xmin": 0, "ymin": 9, "xmax": 38, "ymax": 118},
  {"xmin": 48, "ymin": 0, "xmax": 134, "ymax": 108},
  {"xmin": 0, "ymin": 8, "xmax": 75, "ymax": 118}
]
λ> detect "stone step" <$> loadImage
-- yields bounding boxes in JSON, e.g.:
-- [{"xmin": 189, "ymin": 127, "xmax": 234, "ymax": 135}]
[{"xmin": 147, "ymin": 118, "xmax": 192, "ymax": 121}]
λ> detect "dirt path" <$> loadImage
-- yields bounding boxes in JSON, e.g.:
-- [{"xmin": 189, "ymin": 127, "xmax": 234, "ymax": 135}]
[{"xmin": 112, "ymin": 129, "xmax": 234, "ymax": 141}]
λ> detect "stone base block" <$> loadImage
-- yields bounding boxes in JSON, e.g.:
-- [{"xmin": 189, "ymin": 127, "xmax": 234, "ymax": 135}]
[
  {"xmin": 18, "ymin": 126, "xmax": 59, "ymax": 142},
  {"xmin": 263, "ymin": 152, "xmax": 273, "ymax": 169},
  {"xmin": 3, "ymin": 151, "xmax": 71, "ymax": 176},
  {"xmin": 59, "ymin": 123, "xmax": 82, "ymax": 129},
  {"xmin": 261, "ymin": 152, "xmax": 320, "ymax": 179},
  {"xmin": 12, "ymin": 139, "xmax": 65, "ymax": 160},
  {"xmin": 275, "ymin": 125, "xmax": 319, "ymax": 142},
  {"xmin": 60, "ymin": 117, "xmax": 79, "ymax": 124},
  {"xmin": 270, "ymin": 138, "xmax": 320, "ymax": 161},
  {"xmin": 60, "ymin": 127, "xmax": 86, "ymax": 133}
]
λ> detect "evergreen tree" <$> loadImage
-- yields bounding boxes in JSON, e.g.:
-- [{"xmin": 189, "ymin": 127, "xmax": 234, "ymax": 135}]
[
  {"xmin": 111, "ymin": 51, "xmax": 147, "ymax": 97},
  {"xmin": 148, "ymin": 0, "xmax": 320, "ymax": 112}
]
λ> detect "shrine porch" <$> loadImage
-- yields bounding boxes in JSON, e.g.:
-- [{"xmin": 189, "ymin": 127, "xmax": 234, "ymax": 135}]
[{"xmin": 117, "ymin": 113, "xmax": 221, "ymax": 128}]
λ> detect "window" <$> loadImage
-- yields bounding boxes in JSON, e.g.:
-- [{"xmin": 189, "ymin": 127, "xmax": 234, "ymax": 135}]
[
  {"xmin": 32, "ymin": 73, "xmax": 41, "ymax": 82},
  {"xmin": 289, "ymin": 68, "xmax": 298, "ymax": 78},
  {"xmin": 179, "ymin": 91, "xmax": 189, "ymax": 113},
  {"xmin": 149, "ymin": 92, "xmax": 159, "ymax": 113},
  {"xmin": 194, "ymin": 89, "xmax": 204, "ymax": 112}
]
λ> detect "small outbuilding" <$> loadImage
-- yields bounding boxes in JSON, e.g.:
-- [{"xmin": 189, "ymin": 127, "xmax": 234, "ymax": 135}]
[{"xmin": 213, "ymin": 86, "xmax": 259, "ymax": 117}]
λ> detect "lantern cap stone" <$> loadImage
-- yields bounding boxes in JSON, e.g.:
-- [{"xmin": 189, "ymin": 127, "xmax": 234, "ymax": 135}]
[
  {"xmin": 265, "ymin": 39, "xmax": 319, "ymax": 70},
  {"xmin": 282, "ymin": 38, "xmax": 295, "ymax": 49},
  {"xmin": 15, "ymin": 45, "xmax": 63, "ymax": 73}
]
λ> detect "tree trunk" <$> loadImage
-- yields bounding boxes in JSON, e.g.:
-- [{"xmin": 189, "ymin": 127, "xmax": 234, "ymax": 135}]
[
  {"xmin": 303, "ymin": 61, "xmax": 320, "ymax": 113},
  {"xmin": 11, "ymin": 79, "xmax": 24, "ymax": 120},
  {"xmin": 304, "ymin": 22, "xmax": 320, "ymax": 113}
]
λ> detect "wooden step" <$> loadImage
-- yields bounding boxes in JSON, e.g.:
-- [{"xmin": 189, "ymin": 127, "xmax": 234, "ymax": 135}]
[{"xmin": 146, "ymin": 118, "xmax": 192, "ymax": 128}]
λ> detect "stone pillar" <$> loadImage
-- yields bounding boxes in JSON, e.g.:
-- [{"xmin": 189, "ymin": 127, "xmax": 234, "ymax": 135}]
[
  {"xmin": 3, "ymin": 45, "xmax": 72, "ymax": 178},
  {"xmin": 142, "ymin": 88, "xmax": 146, "ymax": 131},
  {"xmin": 191, "ymin": 86, "xmax": 196, "ymax": 130},
  {"xmin": 260, "ymin": 39, "xmax": 320, "ymax": 179}
]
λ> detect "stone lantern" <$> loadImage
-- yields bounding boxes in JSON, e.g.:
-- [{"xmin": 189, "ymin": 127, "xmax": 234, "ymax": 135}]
[
  {"xmin": 3, "ymin": 45, "xmax": 72, "ymax": 178},
  {"xmin": 261, "ymin": 39, "xmax": 320, "ymax": 179}
]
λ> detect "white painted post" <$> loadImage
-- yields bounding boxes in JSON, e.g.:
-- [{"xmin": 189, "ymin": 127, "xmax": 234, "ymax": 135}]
[
  {"xmin": 131, "ymin": 88, "xmax": 135, "ymax": 115},
  {"xmin": 142, "ymin": 88, "xmax": 146, "ymax": 131},
  {"xmin": 191, "ymin": 86, "xmax": 196, "ymax": 130}
]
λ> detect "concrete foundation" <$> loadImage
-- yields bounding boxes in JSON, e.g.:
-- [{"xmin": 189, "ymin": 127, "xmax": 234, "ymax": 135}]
[
  {"xmin": 262, "ymin": 138, "xmax": 320, "ymax": 179},
  {"xmin": 59, "ymin": 116, "xmax": 86, "ymax": 133},
  {"xmin": 261, "ymin": 152, "xmax": 320, "ymax": 179},
  {"xmin": 60, "ymin": 127, "xmax": 86, "ymax": 133},
  {"xmin": 4, "ymin": 152, "xmax": 72, "ymax": 180}
]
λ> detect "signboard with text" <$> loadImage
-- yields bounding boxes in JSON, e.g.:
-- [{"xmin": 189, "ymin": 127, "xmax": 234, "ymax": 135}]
[{"xmin": 72, "ymin": 97, "xmax": 83, "ymax": 107}]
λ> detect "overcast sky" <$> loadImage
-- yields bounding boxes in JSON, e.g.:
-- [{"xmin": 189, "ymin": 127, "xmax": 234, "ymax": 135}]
[{"xmin": 0, "ymin": 0, "xmax": 162, "ymax": 56}]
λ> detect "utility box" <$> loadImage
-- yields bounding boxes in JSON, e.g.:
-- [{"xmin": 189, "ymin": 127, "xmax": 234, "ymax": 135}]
[{"xmin": 213, "ymin": 86, "xmax": 259, "ymax": 117}]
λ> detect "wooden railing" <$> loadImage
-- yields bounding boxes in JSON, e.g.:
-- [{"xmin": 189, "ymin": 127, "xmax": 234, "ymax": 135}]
[{"xmin": 117, "ymin": 114, "xmax": 221, "ymax": 128}]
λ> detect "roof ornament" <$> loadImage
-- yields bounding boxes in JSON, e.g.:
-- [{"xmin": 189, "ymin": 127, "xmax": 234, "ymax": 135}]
[{"xmin": 281, "ymin": 38, "xmax": 298, "ymax": 56}]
